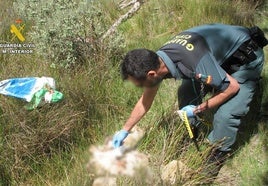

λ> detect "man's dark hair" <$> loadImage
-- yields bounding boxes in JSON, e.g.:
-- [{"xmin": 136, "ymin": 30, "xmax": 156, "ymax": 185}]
[{"xmin": 120, "ymin": 48, "xmax": 160, "ymax": 80}]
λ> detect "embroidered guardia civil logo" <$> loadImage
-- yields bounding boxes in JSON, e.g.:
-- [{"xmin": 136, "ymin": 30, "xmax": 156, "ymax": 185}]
[{"xmin": 10, "ymin": 19, "xmax": 25, "ymax": 42}]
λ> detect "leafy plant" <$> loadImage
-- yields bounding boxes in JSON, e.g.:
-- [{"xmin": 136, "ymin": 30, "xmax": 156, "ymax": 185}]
[{"xmin": 14, "ymin": 0, "xmax": 125, "ymax": 68}]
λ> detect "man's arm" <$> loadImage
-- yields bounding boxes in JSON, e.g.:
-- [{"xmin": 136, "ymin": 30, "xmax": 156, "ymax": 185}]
[
  {"xmin": 194, "ymin": 74, "xmax": 240, "ymax": 113},
  {"xmin": 123, "ymin": 85, "xmax": 159, "ymax": 132}
]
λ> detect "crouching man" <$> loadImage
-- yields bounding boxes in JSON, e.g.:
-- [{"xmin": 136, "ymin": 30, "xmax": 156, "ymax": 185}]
[{"xmin": 112, "ymin": 23, "xmax": 267, "ymax": 176}]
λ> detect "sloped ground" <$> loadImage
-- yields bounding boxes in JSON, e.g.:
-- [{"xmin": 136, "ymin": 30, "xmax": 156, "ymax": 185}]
[
  {"xmin": 215, "ymin": 132, "xmax": 267, "ymax": 186},
  {"xmin": 59, "ymin": 1, "xmax": 268, "ymax": 185},
  {"xmin": 1, "ymin": 0, "xmax": 267, "ymax": 185}
]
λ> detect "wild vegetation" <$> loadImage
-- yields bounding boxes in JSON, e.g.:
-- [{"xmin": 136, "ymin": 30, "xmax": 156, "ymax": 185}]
[{"xmin": 0, "ymin": 0, "xmax": 267, "ymax": 185}]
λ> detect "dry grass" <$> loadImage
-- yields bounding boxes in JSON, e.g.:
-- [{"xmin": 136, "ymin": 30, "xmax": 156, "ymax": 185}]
[
  {"xmin": 0, "ymin": 0, "xmax": 267, "ymax": 185},
  {"xmin": 0, "ymin": 47, "xmax": 128, "ymax": 184}
]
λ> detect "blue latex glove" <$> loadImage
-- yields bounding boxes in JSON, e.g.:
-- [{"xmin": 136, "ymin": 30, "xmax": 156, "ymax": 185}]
[
  {"xmin": 181, "ymin": 105, "xmax": 196, "ymax": 118},
  {"xmin": 112, "ymin": 130, "xmax": 129, "ymax": 148}
]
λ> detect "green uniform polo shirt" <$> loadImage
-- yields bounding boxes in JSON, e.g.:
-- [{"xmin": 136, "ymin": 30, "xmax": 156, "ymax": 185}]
[{"xmin": 157, "ymin": 23, "xmax": 251, "ymax": 91}]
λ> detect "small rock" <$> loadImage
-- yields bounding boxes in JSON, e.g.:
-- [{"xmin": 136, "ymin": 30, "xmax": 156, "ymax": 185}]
[
  {"xmin": 123, "ymin": 126, "xmax": 145, "ymax": 148},
  {"xmin": 161, "ymin": 160, "xmax": 191, "ymax": 185},
  {"xmin": 92, "ymin": 177, "xmax": 117, "ymax": 186}
]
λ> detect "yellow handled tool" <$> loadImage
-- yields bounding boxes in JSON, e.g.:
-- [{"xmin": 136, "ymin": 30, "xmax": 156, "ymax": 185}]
[
  {"xmin": 181, "ymin": 111, "xmax": 194, "ymax": 139},
  {"xmin": 177, "ymin": 110, "xmax": 200, "ymax": 151}
]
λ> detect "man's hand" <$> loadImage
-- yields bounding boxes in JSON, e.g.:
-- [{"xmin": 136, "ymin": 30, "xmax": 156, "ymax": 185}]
[
  {"xmin": 112, "ymin": 130, "xmax": 129, "ymax": 148},
  {"xmin": 181, "ymin": 105, "xmax": 196, "ymax": 118}
]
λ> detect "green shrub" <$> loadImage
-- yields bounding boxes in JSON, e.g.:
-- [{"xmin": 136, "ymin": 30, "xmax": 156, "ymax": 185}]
[{"xmin": 14, "ymin": 0, "xmax": 125, "ymax": 68}]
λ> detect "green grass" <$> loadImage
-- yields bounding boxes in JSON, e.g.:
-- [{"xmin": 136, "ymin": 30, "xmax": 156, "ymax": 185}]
[
  {"xmin": 58, "ymin": 0, "xmax": 268, "ymax": 185},
  {"xmin": 118, "ymin": 0, "xmax": 257, "ymax": 50},
  {"xmin": 0, "ymin": 0, "xmax": 268, "ymax": 185}
]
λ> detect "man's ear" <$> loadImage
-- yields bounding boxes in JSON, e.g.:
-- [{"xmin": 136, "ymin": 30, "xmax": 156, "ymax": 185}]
[{"xmin": 147, "ymin": 70, "xmax": 157, "ymax": 78}]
